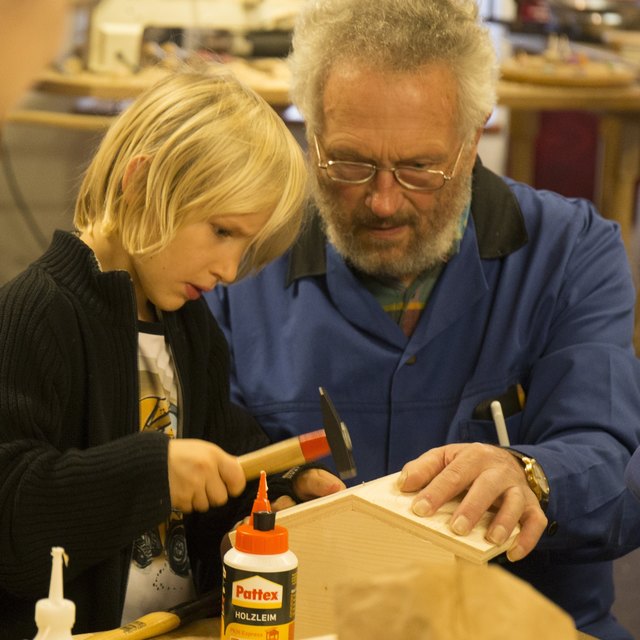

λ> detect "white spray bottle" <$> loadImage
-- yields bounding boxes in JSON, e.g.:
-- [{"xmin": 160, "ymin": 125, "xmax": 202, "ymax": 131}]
[{"xmin": 34, "ymin": 547, "xmax": 75, "ymax": 640}]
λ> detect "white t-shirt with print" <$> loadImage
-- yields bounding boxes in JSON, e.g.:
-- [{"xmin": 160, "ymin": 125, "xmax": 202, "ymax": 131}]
[{"xmin": 121, "ymin": 321, "xmax": 196, "ymax": 624}]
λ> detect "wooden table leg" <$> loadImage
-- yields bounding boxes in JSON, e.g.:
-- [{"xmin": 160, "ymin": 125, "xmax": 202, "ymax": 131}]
[
  {"xmin": 596, "ymin": 115, "xmax": 640, "ymax": 254},
  {"xmin": 506, "ymin": 110, "xmax": 540, "ymax": 187}
]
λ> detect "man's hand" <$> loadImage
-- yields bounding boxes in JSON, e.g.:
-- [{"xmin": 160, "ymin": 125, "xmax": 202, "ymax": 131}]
[
  {"xmin": 168, "ymin": 439, "xmax": 246, "ymax": 512},
  {"xmin": 271, "ymin": 468, "xmax": 346, "ymax": 512},
  {"xmin": 397, "ymin": 443, "xmax": 548, "ymax": 561}
]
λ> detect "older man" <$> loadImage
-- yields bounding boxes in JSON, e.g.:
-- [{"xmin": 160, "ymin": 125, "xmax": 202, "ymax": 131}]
[{"xmin": 206, "ymin": 0, "xmax": 640, "ymax": 637}]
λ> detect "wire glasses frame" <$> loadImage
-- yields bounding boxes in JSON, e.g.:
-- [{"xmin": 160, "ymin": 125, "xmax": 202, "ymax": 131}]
[{"xmin": 313, "ymin": 134, "xmax": 464, "ymax": 192}]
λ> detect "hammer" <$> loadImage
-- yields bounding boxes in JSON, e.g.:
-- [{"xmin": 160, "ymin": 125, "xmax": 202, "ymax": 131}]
[
  {"xmin": 85, "ymin": 590, "xmax": 219, "ymax": 640},
  {"xmin": 238, "ymin": 387, "xmax": 357, "ymax": 480}
]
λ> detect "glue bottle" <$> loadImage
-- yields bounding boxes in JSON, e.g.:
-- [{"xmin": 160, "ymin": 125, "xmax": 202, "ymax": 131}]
[
  {"xmin": 34, "ymin": 546, "xmax": 75, "ymax": 640},
  {"xmin": 221, "ymin": 471, "xmax": 297, "ymax": 640}
]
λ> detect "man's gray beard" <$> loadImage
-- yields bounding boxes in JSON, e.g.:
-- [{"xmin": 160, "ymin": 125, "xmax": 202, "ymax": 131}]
[{"xmin": 313, "ymin": 174, "xmax": 472, "ymax": 282}]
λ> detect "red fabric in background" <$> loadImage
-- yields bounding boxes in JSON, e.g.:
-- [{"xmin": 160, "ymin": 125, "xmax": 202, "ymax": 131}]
[{"xmin": 533, "ymin": 111, "xmax": 599, "ymax": 201}]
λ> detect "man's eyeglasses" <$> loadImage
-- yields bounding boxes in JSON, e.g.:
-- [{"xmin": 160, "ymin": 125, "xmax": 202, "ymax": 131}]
[{"xmin": 313, "ymin": 134, "xmax": 464, "ymax": 192}]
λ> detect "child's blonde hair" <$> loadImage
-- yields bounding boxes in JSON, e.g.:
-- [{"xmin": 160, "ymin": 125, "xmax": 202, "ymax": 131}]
[{"xmin": 74, "ymin": 70, "xmax": 308, "ymax": 277}]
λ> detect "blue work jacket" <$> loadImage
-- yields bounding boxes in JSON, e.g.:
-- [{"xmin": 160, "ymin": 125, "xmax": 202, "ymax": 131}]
[{"xmin": 207, "ymin": 161, "xmax": 640, "ymax": 639}]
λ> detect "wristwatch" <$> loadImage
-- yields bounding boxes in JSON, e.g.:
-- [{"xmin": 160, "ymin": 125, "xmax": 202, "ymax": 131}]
[{"xmin": 506, "ymin": 449, "xmax": 550, "ymax": 511}]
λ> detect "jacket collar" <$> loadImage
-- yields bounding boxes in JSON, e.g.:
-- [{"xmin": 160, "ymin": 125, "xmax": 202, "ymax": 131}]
[{"xmin": 286, "ymin": 158, "xmax": 528, "ymax": 287}]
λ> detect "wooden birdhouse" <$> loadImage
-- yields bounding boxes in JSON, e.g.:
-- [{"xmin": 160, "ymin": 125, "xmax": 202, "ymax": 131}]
[{"xmin": 267, "ymin": 472, "xmax": 517, "ymax": 639}]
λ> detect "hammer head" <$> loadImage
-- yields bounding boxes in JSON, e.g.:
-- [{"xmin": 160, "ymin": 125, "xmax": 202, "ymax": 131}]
[{"xmin": 319, "ymin": 387, "xmax": 357, "ymax": 480}]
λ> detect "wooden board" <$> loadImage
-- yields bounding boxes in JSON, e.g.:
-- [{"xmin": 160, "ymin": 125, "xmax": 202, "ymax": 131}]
[
  {"xmin": 501, "ymin": 54, "xmax": 637, "ymax": 87},
  {"xmin": 341, "ymin": 473, "xmax": 511, "ymax": 562},
  {"xmin": 72, "ymin": 617, "xmax": 599, "ymax": 639},
  {"xmin": 36, "ymin": 57, "xmax": 291, "ymax": 106},
  {"xmin": 257, "ymin": 473, "xmax": 518, "ymax": 638}
]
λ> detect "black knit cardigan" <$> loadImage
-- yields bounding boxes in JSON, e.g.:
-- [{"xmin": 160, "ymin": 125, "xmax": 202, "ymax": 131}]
[{"xmin": 0, "ymin": 231, "xmax": 269, "ymax": 638}]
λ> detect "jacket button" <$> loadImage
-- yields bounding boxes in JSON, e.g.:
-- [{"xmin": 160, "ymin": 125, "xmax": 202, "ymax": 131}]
[
  {"xmin": 547, "ymin": 521, "xmax": 558, "ymax": 536},
  {"xmin": 406, "ymin": 355, "xmax": 417, "ymax": 365}
]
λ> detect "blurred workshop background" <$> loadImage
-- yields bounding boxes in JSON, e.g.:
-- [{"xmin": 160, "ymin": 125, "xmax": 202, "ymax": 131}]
[{"xmin": 1, "ymin": 2, "xmax": 639, "ymax": 635}]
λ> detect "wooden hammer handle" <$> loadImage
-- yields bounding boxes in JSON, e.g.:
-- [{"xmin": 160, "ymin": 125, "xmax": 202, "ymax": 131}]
[
  {"xmin": 85, "ymin": 611, "xmax": 180, "ymax": 639},
  {"xmin": 238, "ymin": 430, "xmax": 329, "ymax": 480}
]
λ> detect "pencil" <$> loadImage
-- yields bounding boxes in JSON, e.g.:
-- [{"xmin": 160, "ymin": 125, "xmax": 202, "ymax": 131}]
[{"xmin": 490, "ymin": 400, "xmax": 511, "ymax": 447}]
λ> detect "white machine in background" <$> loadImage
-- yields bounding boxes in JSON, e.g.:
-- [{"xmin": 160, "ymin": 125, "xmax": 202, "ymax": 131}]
[{"xmin": 87, "ymin": 0, "xmax": 303, "ymax": 73}]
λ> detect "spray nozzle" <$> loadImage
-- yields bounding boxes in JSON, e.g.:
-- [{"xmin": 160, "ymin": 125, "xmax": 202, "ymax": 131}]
[
  {"xmin": 234, "ymin": 470, "xmax": 289, "ymax": 554},
  {"xmin": 251, "ymin": 470, "xmax": 271, "ymax": 515},
  {"xmin": 34, "ymin": 547, "xmax": 75, "ymax": 639},
  {"xmin": 49, "ymin": 547, "xmax": 69, "ymax": 602}
]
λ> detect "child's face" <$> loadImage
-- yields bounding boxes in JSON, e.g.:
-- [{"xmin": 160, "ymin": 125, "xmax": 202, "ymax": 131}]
[{"xmin": 130, "ymin": 210, "xmax": 270, "ymax": 316}]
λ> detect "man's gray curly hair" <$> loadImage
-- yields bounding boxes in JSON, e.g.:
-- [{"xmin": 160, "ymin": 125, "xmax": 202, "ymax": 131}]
[{"xmin": 289, "ymin": 0, "xmax": 498, "ymax": 140}]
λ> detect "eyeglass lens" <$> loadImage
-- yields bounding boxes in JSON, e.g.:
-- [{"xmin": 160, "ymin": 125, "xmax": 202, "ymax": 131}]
[{"xmin": 326, "ymin": 162, "xmax": 447, "ymax": 190}]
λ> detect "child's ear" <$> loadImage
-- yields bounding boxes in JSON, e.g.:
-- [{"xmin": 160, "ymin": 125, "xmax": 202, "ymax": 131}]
[{"xmin": 122, "ymin": 155, "xmax": 150, "ymax": 194}]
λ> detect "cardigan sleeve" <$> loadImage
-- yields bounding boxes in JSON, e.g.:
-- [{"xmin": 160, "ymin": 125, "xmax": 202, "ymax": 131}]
[{"xmin": 0, "ymin": 272, "xmax": 173, "ymax": 598}]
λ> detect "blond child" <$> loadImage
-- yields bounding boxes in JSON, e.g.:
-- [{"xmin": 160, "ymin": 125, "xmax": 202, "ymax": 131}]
[{"xmin": 0, "ymin": 70, "xmax": 312, "ymax": 637}]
